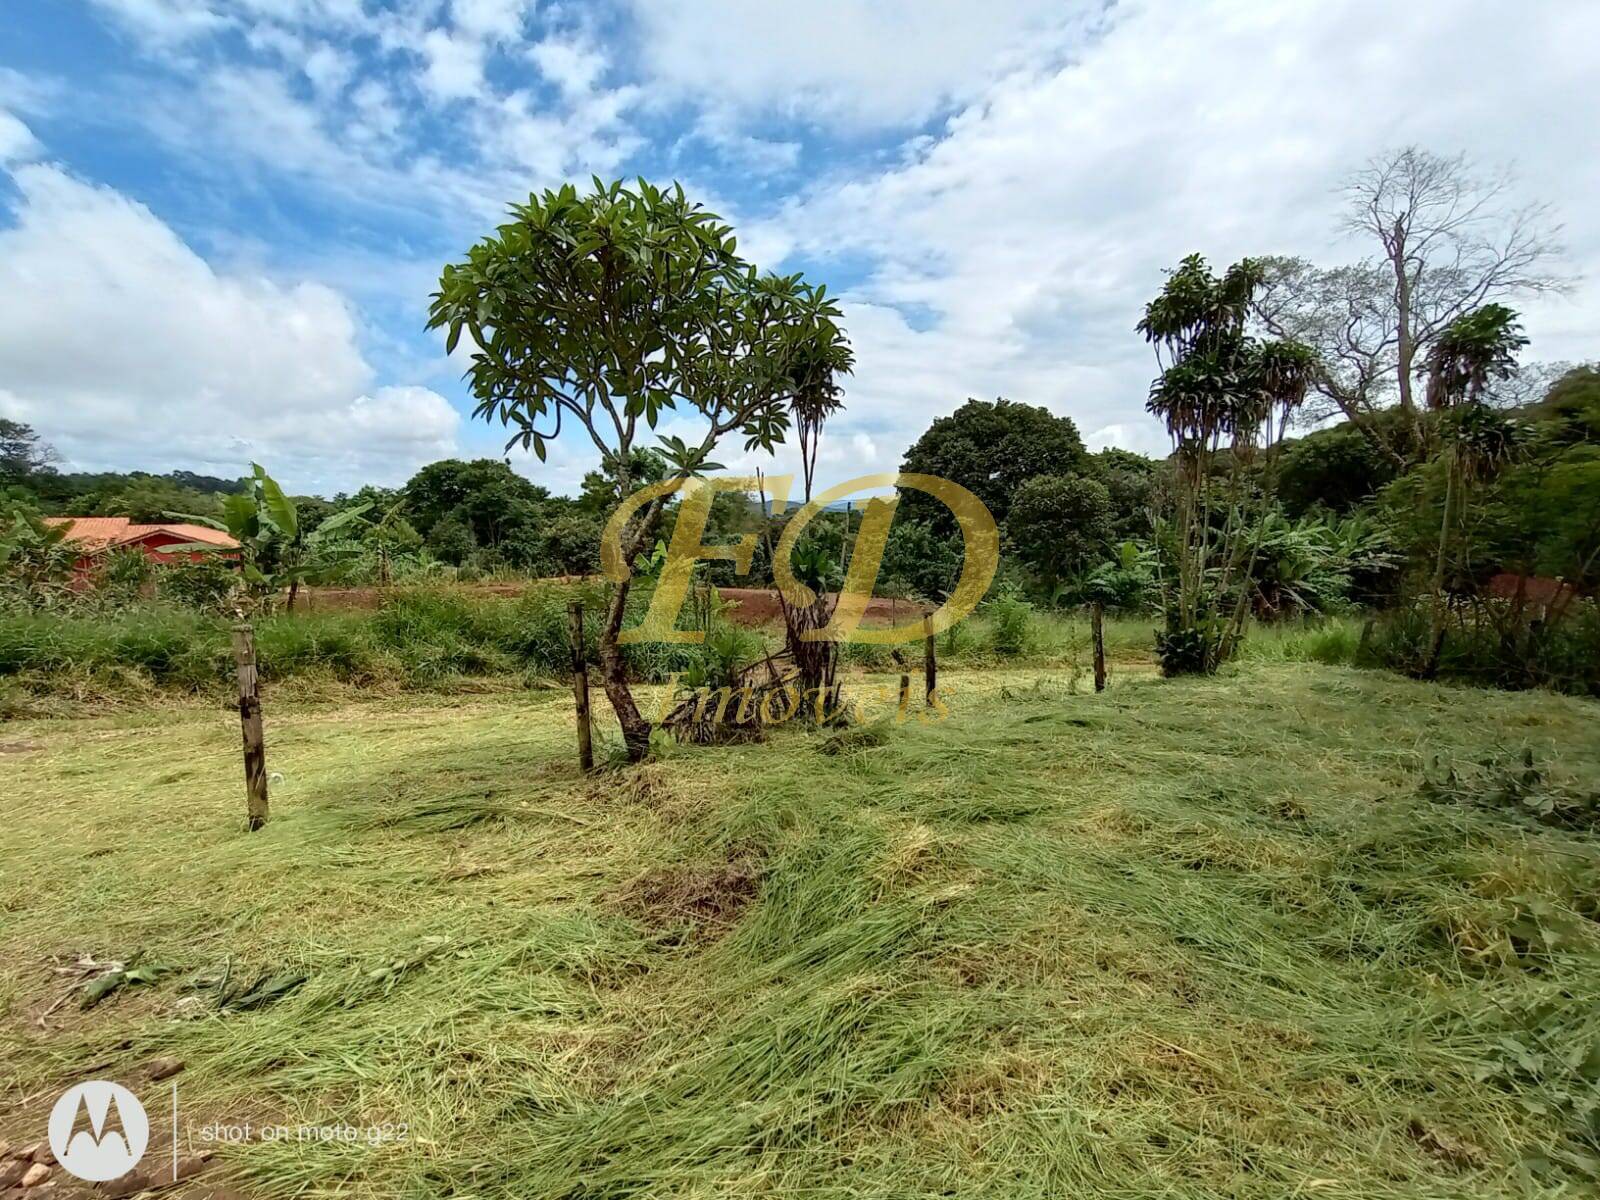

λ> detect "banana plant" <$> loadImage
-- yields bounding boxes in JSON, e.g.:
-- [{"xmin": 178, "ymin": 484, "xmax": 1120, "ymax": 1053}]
[
  {"xmin": 363, "ymin": 499, "xmax": 422, "ymax": 586},
  {"xmin": 172, "ymin": 464, "xmax": 370, "ymax": 611},
  {"xmin": 0, "ymin": 505, "xmax": 77, "ymax": 608}
]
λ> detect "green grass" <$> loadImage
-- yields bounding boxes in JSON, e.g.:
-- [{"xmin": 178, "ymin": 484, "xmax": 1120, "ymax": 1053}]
[
  {"xmin": 3, "ymin": 663, "xmax": 1599, "ymax": 1197},
  {"xmin": 0, "ymin": 584, "xmax": 722, "ymax": 713}
]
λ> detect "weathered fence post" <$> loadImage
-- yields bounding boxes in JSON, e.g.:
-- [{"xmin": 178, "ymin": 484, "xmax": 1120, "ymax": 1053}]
[
  {"xmin": 568, "ymin": 602, "xmax": 594, "ymax": 773},
  {"xmin": 923, "ymin": 613, "xmax": 937, "ymax": 704},
  {"xmin": 1091, "ymin": 601, "xmax": 1107, "ymax": 694},
  {"xmin": 230, "ymin": 624, "xmax": 268, "ymax": 831}
]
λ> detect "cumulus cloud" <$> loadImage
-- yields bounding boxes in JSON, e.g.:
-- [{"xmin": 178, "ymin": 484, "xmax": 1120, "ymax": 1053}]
[
  {"xmin": 624, "ymin": 0, "xmax": 1095, "ymax": 127},
  {"xmin": 529, "ymin": 36, "xmax": 607, "ymax": 99},
  {"xmin": 0, "ymin": 162, "xmax": 459, "ymax": 492},
  {"xmin": 451, "ymin": 0, "xmax": 532, "ymax": 43}
]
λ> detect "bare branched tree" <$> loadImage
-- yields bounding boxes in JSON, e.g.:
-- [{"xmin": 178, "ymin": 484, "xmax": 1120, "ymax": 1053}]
[{"xmin": 1256, "ymin": 147, "xmax": 1570, "ymax": 459}]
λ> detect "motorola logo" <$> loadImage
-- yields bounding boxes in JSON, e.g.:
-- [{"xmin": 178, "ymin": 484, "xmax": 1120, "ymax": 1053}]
[{"xmin": 47, "ymin": 1080, "xmax": 150, "ymax": 1182}]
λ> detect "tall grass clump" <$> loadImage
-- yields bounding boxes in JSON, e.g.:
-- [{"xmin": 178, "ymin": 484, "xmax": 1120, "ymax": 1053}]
[
  {"xmin": 0, "ymin": 607, "xmax": 227, "ymax": 690},
  {"xmin": 1239, "ymin": 616, "xmax": 1363, "ymax": 666},
  {"xmin": 366, "ymin": 588, "xmax": 522, "ymax": 681},
  {"xmin": 253, "ymin": 614, "xmax": 387, "ymax": 683}
]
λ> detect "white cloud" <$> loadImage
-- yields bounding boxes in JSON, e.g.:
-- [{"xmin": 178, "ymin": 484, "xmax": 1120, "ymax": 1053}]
[
  {"xmin": 302, "ymin": 42, "xmax": 356, "ymax": 98},
  {"xmin": 0, "ymin": 163, "xmax": 459, "ymax": 492},
  {"xmin": 528, "ymin": 36, "xmax": 606, "ymax": 99},
  {"xmin": 625, "ymin": 0, "xmax": 1095, "ymax": 127},
  {"xmin": 451, "ymin": 0, "xmax": 532, "ymax": 43},
  {"xmin": 1087, "ymin": 424, "xmax": 1172, "ymax": 458},
  {"xmin": 86, "ymin": 0, "xmax": 229, "ymax": 45},
  {"xmin": 0, "ymin": 110, "xmax": 40, "ymax": 165},
  {"xmin": 419, "ymin": 28, "xmax": 487, "ymax": 102},
  {"xmin": 91, "ymin": 7, "xmax": 644, "ymax": 226}
]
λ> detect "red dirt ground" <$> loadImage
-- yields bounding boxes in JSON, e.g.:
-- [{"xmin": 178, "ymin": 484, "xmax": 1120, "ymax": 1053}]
[{"xmin": 714, "ymin": 588, "xmax": 924, "ymax": 627}]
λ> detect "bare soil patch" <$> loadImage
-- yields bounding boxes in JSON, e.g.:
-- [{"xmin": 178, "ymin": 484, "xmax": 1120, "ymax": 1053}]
[
  {"xmin": 716, "ymin": 587, "xmax": 922, "ymax": 627},
  {"xmin": 615, "ymin": 853, "xmax": 765, "ymax": 931}
]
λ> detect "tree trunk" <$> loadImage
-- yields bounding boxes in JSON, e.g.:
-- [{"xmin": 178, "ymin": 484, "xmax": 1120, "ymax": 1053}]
[
  {"xmin": 286, "ymin": 577, "xmax": 300, "ymax": 613},
  {"xmin": 1423, "ymin": 451, "xmax": 1457, "ymax": 680},
  {"xmin": 598, "ymin": 574, "xmax": 652, "ymax": 761},
  {"xmin": 1091, "ymin": 601, "xmax": 1107, "ymax": 693},
  {"xmin": 569, "ymin": 602, "xmax": 594, "ymax": 772},
  {"xmin": 230, "ymin": 624, "xmax": 269, "ymax": 831},
  {"xmin": 1392, "ymin": 218, "xmax": 1416, "ymax": 415}
]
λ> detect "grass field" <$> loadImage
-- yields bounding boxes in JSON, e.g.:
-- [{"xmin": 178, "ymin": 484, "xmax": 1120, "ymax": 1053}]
[{"xmin": 3, "ymin": 662, "xmax": 1599, "ymax": 1197}]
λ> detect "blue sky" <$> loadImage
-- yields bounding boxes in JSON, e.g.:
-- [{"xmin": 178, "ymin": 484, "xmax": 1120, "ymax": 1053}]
[{"xmin": 1, "ymin": 0, "xmax": 1597, "ymax": 496}]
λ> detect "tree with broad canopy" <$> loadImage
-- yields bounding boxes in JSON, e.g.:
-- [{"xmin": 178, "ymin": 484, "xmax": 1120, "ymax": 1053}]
[{"xmin": 428, "ymin": 177, "xmax": 852, "ymax": 760}]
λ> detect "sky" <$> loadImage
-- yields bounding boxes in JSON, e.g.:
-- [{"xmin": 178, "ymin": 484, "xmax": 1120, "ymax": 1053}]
[{"xmin": 0, "ymin": 0, "xmax": 1596, "ymax": 497}]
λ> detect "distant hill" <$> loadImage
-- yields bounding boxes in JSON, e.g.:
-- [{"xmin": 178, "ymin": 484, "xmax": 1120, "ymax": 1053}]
[
  {"xmin": 50, "ymin": 469, "xmax": 245, "ymax": 495},
  {"xmin": 780, "ymin": 498, "xmax": 858, "ymax": 514}
]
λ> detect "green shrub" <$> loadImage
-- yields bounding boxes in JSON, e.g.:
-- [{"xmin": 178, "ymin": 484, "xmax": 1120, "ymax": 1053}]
[
  {"xmin": 985, "ymin": 593, "xmax": 1036, "ymax": 657},
  {"xmin": 159, "ymin": 558, "xmax": 238, "ymax": 610},
  {"xmin": 99, "ymin": 547, "xmax": 156, "ymax": 599},
  {"xmin": 255, "ymin": 616, "xmax": 383, "ymax": 682},
  {"xmin": 1366, "ymin": 599, "xmax": 1600, "ymax": 697},
  {"xmin": 1154, "ymin": 623, "xmax": 1220, "ymax": 676}
]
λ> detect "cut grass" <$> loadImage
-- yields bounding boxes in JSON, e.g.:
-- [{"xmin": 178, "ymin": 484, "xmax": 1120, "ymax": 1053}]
[{"xmin": 2, "ymin": 664, "xmax": 1598, "ymax": 1197}]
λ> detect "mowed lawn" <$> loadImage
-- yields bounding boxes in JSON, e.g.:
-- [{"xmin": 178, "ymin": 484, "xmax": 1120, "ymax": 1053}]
[{"xmin": 2, "ymin": 664, "xmax": 1599, "ymax": 1198}]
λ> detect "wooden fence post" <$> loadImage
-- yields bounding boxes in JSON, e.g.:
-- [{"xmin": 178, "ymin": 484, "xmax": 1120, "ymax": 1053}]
[
  {"xmin": 568, "ymin": 602, "xmax": 594, "ymax": 773},
  {"xmin": 923, "ymin": 613, "xmax": 937, "ymax": 704},
  {"xmin": 230, "ymin": 624, "xmax": 268, "ymax": 831},
  {"xmin": 1091, "ymin": 601, "xmax": 1107, "ymax": 694}
]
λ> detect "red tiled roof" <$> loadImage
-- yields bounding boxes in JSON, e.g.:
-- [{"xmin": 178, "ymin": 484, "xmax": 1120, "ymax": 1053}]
[
  {"xmin": 42, "ymin": 516, "xmax": 131, "ymax": 550},
  {"xmin": 43, "ymin": 516, "xmax": 240, "ymax": 553}
]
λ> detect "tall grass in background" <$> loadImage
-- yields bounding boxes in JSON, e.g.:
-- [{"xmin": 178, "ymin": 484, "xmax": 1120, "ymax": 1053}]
[
  {"xmin": 1237, "ymin": 615, "xmax": 1365, "ymax": 666},
  {"xmin": 0, "ymin": 583, "xmax": 751, "ymax": 713}
]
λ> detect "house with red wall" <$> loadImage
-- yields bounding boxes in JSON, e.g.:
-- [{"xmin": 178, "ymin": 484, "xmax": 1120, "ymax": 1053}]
[{"xmin": 43, "ymin": 517, "xmax": 241, "ymax": 584}]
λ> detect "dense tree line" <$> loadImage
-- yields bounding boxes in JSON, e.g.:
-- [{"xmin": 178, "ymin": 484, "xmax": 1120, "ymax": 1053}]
[{"xmin": 0, "ymin": 427, "xmax": 653, "ymax": 583}]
